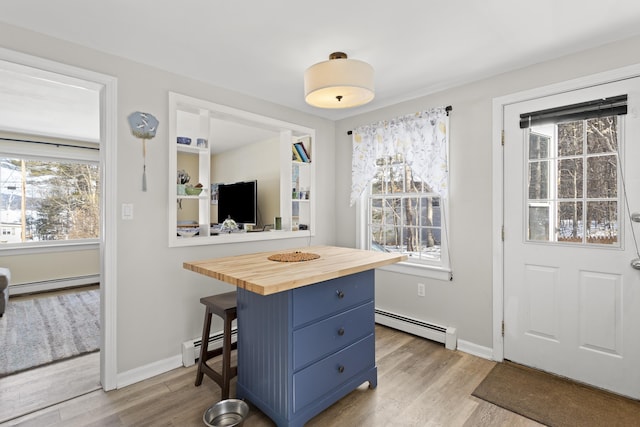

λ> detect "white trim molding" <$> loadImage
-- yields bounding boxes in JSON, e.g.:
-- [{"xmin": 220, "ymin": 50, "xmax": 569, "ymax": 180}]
[
  {"xmin": 457, "ymin": 340, "xmax": 493, "ymax": 360},
  {"xmin": 116, "ymin": 355, "xmax": 183, "ymax": 389},
  {"xmin": 491, "ymin": 62, "xmax": 640, "ymax": 363},
  {"xmin": 0, "ymin": 47, "xmax": 119, "ymax": 391}
]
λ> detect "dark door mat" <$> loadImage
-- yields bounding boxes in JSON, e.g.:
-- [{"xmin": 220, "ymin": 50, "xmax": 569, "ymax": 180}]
[{"xmin": 472, "ymin": 361, "xmax": 640, "ymax": 427}]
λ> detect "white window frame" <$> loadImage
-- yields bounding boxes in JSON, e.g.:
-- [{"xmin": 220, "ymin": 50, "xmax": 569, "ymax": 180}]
[
  {"xmin": 0, "ymin": 137, "xmax": 100, "ymax": 253},
  {"xmin": 525, "ymin": 118, "xmax": 622, "ymax": 247},
  {"xmin": 355, "ymin": 162, "xmax": 451, "ymax": 282}
]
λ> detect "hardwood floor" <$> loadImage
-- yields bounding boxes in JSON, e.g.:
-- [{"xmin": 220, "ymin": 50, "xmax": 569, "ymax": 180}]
[
  {"xmin": 0, "ymin": 352, "xmax": 101, "ymax": 424},
  {"xmin": 0, "ymin": 325, "xmax": 540, "ymax": 427},
  {"xmin": 0, "ymin": 285, "xmax": 101, "ymax": 424}
]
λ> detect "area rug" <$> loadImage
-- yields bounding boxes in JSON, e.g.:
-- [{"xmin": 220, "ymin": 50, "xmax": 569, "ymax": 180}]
[
  {"xmin": 472, "ymin": 361, "xmax": 640, "ymax": 426},
  {"xmin": 0, "ymin": 289, "xmax": 100, "ymax": 377}
]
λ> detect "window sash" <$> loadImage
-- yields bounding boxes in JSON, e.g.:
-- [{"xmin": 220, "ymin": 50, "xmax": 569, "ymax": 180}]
[
  {"xmin": 1, "ymin": 139, "xmax": 100, "ymax": 247},
  {"xmin": 526, "ymin": 116, "xmax": 620, "ymax": 246},
  {"xmin": 367, "ymin": 191, "xmax": 444, "ymax": 266}
]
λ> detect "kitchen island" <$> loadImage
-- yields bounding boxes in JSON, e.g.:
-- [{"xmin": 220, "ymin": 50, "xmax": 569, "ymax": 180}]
[{"xmin": 184, "ymin": 245, "xmax": 406, "ymax": 427}]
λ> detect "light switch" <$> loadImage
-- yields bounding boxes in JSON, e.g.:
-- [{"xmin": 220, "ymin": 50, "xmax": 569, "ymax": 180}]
[{"xmin": 122, "ymin": 203, "xmax": 133, "ymax": 220}]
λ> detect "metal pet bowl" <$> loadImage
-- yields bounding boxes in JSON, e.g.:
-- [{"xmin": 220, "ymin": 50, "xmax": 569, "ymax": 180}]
[{"xmin": 203, "ymin": 399, "xmax": 249, "ymax": 427}]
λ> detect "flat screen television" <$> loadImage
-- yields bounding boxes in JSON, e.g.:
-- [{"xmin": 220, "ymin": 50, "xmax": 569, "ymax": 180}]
[{"xmin": 217, "ymin": 180, "xmax": 257, "ymax": 225}]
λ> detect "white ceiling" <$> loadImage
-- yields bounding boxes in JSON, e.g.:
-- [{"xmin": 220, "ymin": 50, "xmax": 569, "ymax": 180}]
[{"xmin": 3, "ymin": 1, "xmax": 640, "ymax": 121}]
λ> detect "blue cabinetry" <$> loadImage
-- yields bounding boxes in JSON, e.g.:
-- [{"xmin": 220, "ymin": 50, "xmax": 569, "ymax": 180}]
[{"xmin": 236, "ymin": 270, "xmax": 376, "ymax": 427}]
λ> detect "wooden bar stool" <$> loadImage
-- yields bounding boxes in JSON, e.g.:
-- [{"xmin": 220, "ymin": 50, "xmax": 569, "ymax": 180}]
[{"xmin": 195, "ymin": 291, "xmax": 238, "ymax": 400}]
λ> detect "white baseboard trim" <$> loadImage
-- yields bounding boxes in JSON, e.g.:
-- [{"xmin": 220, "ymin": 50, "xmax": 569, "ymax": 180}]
[
  {"xmin": 457, "ymin": 339, "xmax": 493, "ymax": 360},
  {"xmin": 9, "ymin": 274, "xmax": 100, "ymax": 295},
  {"xmin": 116, "ymin": 354, "xmax": 183, "ymax": 389},
  {"xmin": 118, "ymin": 327, "xmax": 237, "ymax": 389},
  {"xmin": 114, "ymin": 333, "xmax": 494, "ymax": 390}
]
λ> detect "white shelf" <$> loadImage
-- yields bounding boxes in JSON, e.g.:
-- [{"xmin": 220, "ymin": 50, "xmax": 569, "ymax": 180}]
[
  {"xmin": 176, "ymin": 194, "xmax": 208, "ymax": 199},
  {"xmin": 176, "ymin": 143, "xmax": 206, "ymax": 153},
  {"xmin": 169, "ymin": 92, "xmax": 315, "ymax": 247}
]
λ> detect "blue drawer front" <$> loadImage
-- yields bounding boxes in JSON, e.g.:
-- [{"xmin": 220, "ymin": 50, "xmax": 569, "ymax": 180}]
[
  {"xmin": 293, "ymin": 301, "xmax": 373, "ymax": 371},
  {"xmin": 293, "ymin": 334, "xmax": 375, "ymax": 413},
  {"xmin": 293, "ymin": 270, "xmax": 374, "ymax": 327}
]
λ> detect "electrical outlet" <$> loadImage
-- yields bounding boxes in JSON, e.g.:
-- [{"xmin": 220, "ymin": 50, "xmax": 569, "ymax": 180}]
[{"xmin": 417, "ymin": 283, "xmax": 426, "ymax": 297}]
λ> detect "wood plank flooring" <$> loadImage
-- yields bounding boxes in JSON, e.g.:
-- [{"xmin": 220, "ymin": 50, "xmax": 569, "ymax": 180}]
[
  {"xmin": 0, "ymin": 325, "xmax": 540, "ymax": 426},
  {"xmin": 0, "ymin": 352, "xmax": 101, "ymax": 424},
  {"xmin": 0, "ymin": 285, "xmax": 101, "ymax": 423}
]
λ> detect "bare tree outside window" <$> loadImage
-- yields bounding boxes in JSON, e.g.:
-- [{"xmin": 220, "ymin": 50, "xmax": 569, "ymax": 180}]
[
  {"xmin": 0, "ymin": 158, "xmax": 99, "ymax": 243},
  {"xmin": 369, "ymin": 154, "xmax": 442, "ymax": 262},
  {"xmin": 527, "ymin": 115, "xmax": 619, "ymax": 245}
]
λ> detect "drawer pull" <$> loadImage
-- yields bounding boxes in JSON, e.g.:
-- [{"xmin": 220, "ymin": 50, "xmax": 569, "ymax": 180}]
[
  {"xmin": 336, "ymin": 290, "xmax": 345, "ymax": 299},
  {"xmin": 338, "ymin": 365, "xmax": 345, "ymax": 373},
  {"xmin": 338, "ymin": 327, "xmax": 345, "ymax": 336}
]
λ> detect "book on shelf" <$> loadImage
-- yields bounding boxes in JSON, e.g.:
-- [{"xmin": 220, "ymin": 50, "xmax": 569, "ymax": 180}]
[
  {"xmin": 292, "ymin": 144, "xmax": 303, "ymax": 162},
  {"xmin": 293, "ymin": 141, "xmax": 310, "ymax": 162}
]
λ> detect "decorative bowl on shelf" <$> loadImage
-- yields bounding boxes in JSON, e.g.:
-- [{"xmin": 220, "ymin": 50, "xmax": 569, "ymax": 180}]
[
  {"xmin": 177, "ymin": 136, "xmax": 192, "ymax": 145},
  {"xmin": 177, "ymin": 227, "xmax": 199, "ymax": 237},
  {"xmin": 185, "ymin": 186, "xmax": 203, "ymax": 196}
]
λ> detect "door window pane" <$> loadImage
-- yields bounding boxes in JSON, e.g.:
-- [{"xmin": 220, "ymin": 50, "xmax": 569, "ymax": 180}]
[
  {"xmin": 587, "ymin": 155, "xmax": 617, "ymax": 198},
  {"xmin": 587, "ymin": 117, "xmax": 618, "ymax": 154},
  {"xmin": 558, "ymin": 158, "xmax": 583, "ymax": 199},
  {"xmin": 558, "ymin": 201, "xmax": 583, "ymax": 243},
  {"xmin": 527, "ymin": 115, "xmax": 620, "ymax": 247},
  {"xmin": 528, "ymin": 160, "xmax": 550, "ymax": 199},
  {"xmin": 558, "ymin": 121, "xmax": 584, "ymax": 156},
  {"xmin": 529, "ymin": 132, "xmax": 550, "ymax": 159},
  {"xmin": 528, "ymin": 204, "xmax": 550, "ymax": 241},
  {"xmin": 586, "ymin": 201, "xmax": 617, "ymax": 244}
]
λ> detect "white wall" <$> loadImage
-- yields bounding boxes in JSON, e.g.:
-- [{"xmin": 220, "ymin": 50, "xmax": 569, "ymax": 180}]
[
  {"xmin": 5, "ymin": 19, "xmax": 640, "ymax": 376},
  {"xmin": 211, "ymin": 137, "xmax": 280, "ymax": 225},
  {"xmin": 334, "ymin": 35, "xmax": 640, "ymax": 349},
  {"xmin": 0, "ymin": 23, "xmax": 336, "ymax": 375}
]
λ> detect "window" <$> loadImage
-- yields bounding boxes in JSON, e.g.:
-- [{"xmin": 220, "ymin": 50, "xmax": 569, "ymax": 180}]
[
  {"xmin": 527, "ymin": 116, "xmax": 620, "ymax": 245},
  {"xmin": 520, "ymin": 95, "xmax": 626, "ymax": 246},
  {"xmin": 351, "ymin": 107, "xmax": 450, "ymax": 277},
  {"xmin": 369, "ymin": 154, "xmax": 444, "ymax": 264},
  {"xmin": 0, "ymin": 141, "xmax": 100, "ymax": 246}
]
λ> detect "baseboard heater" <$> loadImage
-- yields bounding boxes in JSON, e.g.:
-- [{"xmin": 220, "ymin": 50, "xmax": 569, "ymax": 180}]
[
  {"xmin": 9, "ymin": 274, "xmax": 100, "ymax": 296},
  {"xmin": 375, "ymin": 308, "xmax": 457, "ymax": 350},
  {"xmin": 182, "ymin": 327, "xmax": 238, "ymax": 367}
]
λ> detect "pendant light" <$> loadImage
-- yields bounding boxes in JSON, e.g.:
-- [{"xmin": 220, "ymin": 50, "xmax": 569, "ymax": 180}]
[{"xmin": 304, "ymin": 52, "xmax": 374, "ymax": 109}]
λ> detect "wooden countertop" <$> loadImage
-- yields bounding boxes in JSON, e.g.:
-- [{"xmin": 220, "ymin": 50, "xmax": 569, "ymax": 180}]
[{"xmin": 183, "ymin": 245, "xmax": 407, "ymax": 295}]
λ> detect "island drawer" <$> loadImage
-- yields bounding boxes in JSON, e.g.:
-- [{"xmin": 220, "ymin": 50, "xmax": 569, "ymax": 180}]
[
  {"xmin": 293, "ymin": 334, "xmax": 375, "ymax": 413},
  {"xmin": 293, "ymin": 301, "xmax": 373, "ymax": 370},
  {"xmin": 292, "ymin": 270, "xmax": 373, "ymax": 327}
]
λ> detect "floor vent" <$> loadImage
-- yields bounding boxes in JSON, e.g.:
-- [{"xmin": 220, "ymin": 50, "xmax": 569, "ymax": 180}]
[
  {"xmin": 181, "ymin": 328, "xmax": 238, "ymax": 367},
  {"xmin": 375, "ymin": 309, "xmax": 457, "ymax": 350}
]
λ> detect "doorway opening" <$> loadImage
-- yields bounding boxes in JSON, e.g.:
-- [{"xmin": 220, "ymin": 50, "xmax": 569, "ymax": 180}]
[{"xmin": 0, "ymin": 48, "xmax": 117, "ymax": 419}]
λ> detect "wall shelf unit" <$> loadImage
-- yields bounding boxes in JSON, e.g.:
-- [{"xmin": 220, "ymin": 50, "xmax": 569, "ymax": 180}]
[{"xmin": 169, "ymin": 92, "xmax": 316, "ymax": 247}]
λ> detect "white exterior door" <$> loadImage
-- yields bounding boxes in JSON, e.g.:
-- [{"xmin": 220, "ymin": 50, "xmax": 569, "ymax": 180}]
[{"xmin": 503, "ymin": 78, "xmax": 640, "ymax": 399}]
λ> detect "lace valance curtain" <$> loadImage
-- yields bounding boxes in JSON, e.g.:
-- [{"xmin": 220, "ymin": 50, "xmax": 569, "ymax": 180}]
[{"xmin": 350, "ymin": 107, "xmax": 449, "ymax": 206}]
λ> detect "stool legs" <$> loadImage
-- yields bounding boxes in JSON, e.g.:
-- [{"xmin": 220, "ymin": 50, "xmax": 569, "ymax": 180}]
[
  {"xmin": 220, "ymin": 310, "xmax": 236, "ymax": 399},
  {"xmin": 194, "ymin": 299, "xmax": 238, "ymax": 400},
  {"xmin": 195, "ymin": 306, "xmax": 213, "ymax": 387}
]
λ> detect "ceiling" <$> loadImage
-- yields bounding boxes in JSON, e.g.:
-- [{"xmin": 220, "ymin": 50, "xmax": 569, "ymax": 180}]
[{"xmin": 3, "ymin": 1, "xmax": 640, "ymax": 122}]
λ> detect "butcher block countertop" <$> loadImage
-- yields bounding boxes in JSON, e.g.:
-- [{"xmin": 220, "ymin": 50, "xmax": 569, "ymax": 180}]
[{"xmin": 183, "ymin": 245, "xmax": 407, "ymax": 295}]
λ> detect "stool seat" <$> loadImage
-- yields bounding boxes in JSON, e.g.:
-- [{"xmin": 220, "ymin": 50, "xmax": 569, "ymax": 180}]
[{"xmin": 195, "ymin": 291, "xmax": 238, "ymax": 400}]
